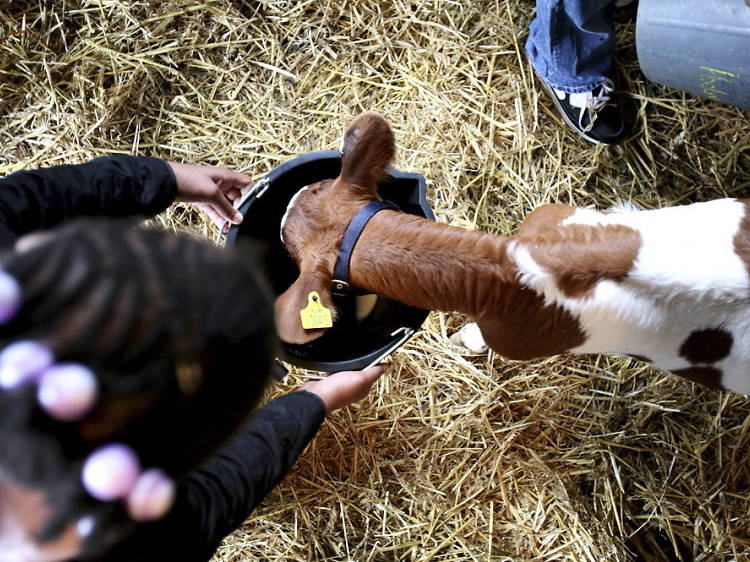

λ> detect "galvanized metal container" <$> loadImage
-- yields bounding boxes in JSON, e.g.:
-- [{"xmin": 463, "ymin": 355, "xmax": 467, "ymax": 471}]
[{"xmin": 636, "ymin": 0, "xmax": 750, "ymax": 110}]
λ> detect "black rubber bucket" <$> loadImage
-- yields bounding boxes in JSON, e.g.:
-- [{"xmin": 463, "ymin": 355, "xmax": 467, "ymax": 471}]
[{"xmin": 225, "ymin": 150, "xmax": 434, "ymax": 372}]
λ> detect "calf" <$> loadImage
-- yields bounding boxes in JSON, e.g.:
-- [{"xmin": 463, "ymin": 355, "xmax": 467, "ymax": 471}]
[{"xmin": 276, "ymin": 112, "xmax": 750, "ymax": 394}]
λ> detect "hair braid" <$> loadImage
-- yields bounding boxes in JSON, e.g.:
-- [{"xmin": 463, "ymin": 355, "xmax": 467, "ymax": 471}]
[{"xmin": 0, "ymin": 218, "xmax": 275, "ymax": 555}]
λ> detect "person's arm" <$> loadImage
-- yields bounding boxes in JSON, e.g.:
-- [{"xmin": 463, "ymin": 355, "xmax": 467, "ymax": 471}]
[
  {"xmin": 175, "ymin": 390, "xmax": 327, "ymax": 557},
  {"xmin": 0, "ymin": 156, "xmax": 251, "ymax": 246},
  {"xmin": 100, "ymin": 366, "xmax": 386, "ymax": 562},
  {"xmin": 0, "ymin": 156, "xmax": 176, "ymax": 244},
  {"xmin": 172, "ymin": 366, "xmax": 387, "ymax": 558},
  {"xmin": 95, "ymin": 390, "xmax": 325, "ymax": 562}
]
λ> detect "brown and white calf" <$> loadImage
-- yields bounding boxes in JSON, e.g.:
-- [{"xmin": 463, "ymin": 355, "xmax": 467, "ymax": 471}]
[{"xmin": 276, "ymin": 112, "xmax": 750, "ymax": 393}]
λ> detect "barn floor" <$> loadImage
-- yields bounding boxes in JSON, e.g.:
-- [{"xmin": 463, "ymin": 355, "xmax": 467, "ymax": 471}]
[{"xmin": 1, "ymin": 1, "xmax": 749, "ymax": 560}]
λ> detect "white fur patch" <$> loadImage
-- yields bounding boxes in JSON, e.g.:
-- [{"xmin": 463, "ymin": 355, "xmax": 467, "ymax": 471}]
[
  {"xmin": 609, "ymin": 201, "xmax": 643, "ymax": 213},
  {"xmin": 279, "ymin": 186, "xmax": 309, "ymax": 245},
  {"xmin": 512, "ymin": 199, "xmax": 750, "ymax": 392},
  {"xmin": 564, "ymin": 200, "xmax": 749, "ymax": 299}
]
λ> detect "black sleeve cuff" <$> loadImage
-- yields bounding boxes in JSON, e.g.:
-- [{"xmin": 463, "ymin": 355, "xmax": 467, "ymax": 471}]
[
  {"xmin": 0, "ymin": 155, "xmax": 178, "ymax": 246},
  {"xmin": 90, "ymin": 155, "xmax": 177, "ymax": 216}
]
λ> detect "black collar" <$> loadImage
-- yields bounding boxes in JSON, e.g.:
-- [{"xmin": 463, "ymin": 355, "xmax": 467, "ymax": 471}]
[{"xmin": 331, "ymin": 200, "xmax": 399, "ymax": 296}]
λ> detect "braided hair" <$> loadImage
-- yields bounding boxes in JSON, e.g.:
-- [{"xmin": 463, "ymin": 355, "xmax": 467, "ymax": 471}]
[{"xmin": 0, "ymin": 218, "xmax": 275, "ymax": 557}]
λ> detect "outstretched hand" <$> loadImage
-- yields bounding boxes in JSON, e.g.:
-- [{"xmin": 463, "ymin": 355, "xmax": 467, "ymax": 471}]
[
  {"xmin": 168, "ymin": 161, "xmax": 252, "ymax": 228},
  {"xmin": 300, "ymin": 365, "xmax": 387, "ymax": 412}
]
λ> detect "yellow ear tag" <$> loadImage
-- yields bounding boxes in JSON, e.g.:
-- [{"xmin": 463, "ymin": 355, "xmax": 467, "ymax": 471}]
[{"xmin": 300, "ymin": 291, "xmax": 333, "ymax": 330}]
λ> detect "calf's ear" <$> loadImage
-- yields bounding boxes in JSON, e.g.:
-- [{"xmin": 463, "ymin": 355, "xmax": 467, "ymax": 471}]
[
  {"xmin": 274, "ymin": 272, "xmax": 336, "ymax": 345},
  {"xmin": 339, "ymin": 112, "xmax": 395, "ymax": 197}
]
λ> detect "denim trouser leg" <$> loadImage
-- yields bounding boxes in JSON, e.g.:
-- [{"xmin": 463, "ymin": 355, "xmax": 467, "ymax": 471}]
[{"xmin": 525, "ymin": 0, "xmax": 616, "ymax": 93}]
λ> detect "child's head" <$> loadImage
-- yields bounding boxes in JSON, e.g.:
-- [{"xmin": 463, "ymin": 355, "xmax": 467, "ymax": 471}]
[{"xmin": 0, "ymin": 219, "xmax": 275, "ymax": 561}]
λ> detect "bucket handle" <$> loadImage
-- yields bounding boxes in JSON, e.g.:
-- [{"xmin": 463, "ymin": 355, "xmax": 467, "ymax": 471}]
[
  {"xmin": 363, "ymin": 327, "xmax": 416, "ymax": 370},
  {"xmin": 214, "ymin": 176, "xmax": 271, "ymax": 246}
]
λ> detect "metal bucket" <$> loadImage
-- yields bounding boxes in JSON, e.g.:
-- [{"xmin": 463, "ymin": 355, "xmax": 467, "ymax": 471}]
[{"xmin": 636, "ymin": 0, "xmax": 750, "ymax": 110}]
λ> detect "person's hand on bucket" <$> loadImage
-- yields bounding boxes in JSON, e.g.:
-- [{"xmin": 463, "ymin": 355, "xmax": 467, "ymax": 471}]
[
  {"xmin": 301, "ymin": 365, "xmax": 387, "ymax": 412},
  {"xmin": 169, "ymin": 161, "xmax": 251, "ymax": 228}
]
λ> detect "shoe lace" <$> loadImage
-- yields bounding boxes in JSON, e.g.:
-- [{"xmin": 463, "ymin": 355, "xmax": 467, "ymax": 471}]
[
  {"xmin": 586, "ymin": 79, "xmax": 614, "ymax": 111},
  {"xmin": 575, "ymin": 79, "xmax": 615, "ymax": 131}
]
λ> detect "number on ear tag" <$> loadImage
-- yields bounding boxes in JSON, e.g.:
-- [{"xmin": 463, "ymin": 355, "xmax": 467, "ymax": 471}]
[{"xmin": 300, "ymin": 291, "xmax": 333, "ymax": 330}]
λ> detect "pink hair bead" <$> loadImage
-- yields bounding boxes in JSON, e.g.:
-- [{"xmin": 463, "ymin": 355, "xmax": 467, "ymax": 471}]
[
  {"xmin": 0, "ymin": 341, "xmax": 54, "ymax": 389},
  {"xmin": 37, "ymin": 363, "xmax": 98, "ymax": 421},
  {"xmin": 82, "ymin": 444, "xmax": 141, "ymax": 502},
  {"xmin": 126, "ymin": 469, "xmax": 176, "ymax": 521},
  {"xmin": 0, "ymin": 270, "xmax": 20, "ymax": 324}
]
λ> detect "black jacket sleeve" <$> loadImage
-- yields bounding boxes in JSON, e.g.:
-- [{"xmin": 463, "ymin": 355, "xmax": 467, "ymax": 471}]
[
  {"xmin": 0, "ymin": 155, "xmax": 177, "ymax": 246},
  {"xmin": 97, "ymin": 390, "xmax": 327, "ymax": 562}
]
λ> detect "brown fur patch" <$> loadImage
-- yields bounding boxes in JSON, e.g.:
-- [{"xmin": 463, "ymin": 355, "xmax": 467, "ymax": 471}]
[
  {"xmin": 629, "ymin": 354, "xmax": 653, "ymax": 364},
  {"xmin": 477, "ymin": 285, "xmax": 587, "ymax": 360},
  {"xmin": 679, "ymin": 328, "xmax": 733, "ymax": 364},
  {"xmin": 523, "ymin": 218, "xmax": 642, "ymax": 298},
  {"xmin": 517, "ymin": 204, "xmax": 576, "ymax": 238},
  {"xmin": 672, "ymin": 367, "xmax": 725, "ymax": 390},
  {"xmin": 340, "ymin": 112, "xmax": 395, "ymax": 193},
  {"xmin": 349, "ymin": 212, "xmax": 588, "ymax": 360},
  {"xmin": 275, "ymin": 266, "xmax": 339, "ymax": 344},
  {"xmin": 276, "ymin": 113, "xmax": 397, "ymax": 344}
]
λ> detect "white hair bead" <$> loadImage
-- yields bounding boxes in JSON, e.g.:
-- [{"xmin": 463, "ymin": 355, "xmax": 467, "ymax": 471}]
[
  {"xmin": 76, "ymin": 516, "xmax": 95, "ymax": 538},
  {"xmin": 82, "ymin": 444, "xmax": 141, "ymax": 501},
  {"xmin": 0, "ymin": 270, "xmax": 20, "ymax": 324},
  {"xmin": 37, "ymin": 363, "xmax": 98, "ymax": 421},
  {"xmin": 126, "ymin": 469, "xmax": 176, "ymax": 521},
  {"xmin": 0, "ymin": 341, "xmax": 54, "ymax": 389}
]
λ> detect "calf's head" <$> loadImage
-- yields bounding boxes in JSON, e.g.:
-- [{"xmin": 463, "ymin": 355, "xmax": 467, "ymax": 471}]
[{"xmin": 275, "ymin": 112, "xmax": 396, "ymax": 344}]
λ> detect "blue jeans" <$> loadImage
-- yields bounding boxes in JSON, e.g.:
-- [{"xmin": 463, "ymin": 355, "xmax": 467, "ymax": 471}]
[{"xmin": 526, "ymin": 0, "xmax": 616, "ymax": 93}]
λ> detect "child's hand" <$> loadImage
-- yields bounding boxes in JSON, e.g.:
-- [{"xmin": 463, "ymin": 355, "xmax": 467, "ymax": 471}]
[
  {"xmin": 300, "ymin": 365, "xmax": 387, "ymax": 412},
  {"xmin": 168, "ymin": 162, "xmax": 252, "ymax": 228}
]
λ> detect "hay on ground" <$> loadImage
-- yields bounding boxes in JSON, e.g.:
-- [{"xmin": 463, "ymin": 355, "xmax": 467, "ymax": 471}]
[{"xmin": 1, "ymin": 1, "xmax": 749, "ymax": 560}]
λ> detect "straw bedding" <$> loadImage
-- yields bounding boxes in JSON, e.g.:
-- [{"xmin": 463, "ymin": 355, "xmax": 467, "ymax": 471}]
[{"xmin": 1, "ymin": 1, "xmax": 749, "ymax": 560}]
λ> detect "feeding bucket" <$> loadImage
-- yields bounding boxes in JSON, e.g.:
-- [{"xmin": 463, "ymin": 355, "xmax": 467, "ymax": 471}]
[
  {"xmin": 225, "ymin": 150, "xmax": 434, "ymax": 373},
  {"xmin": 636, "ymin": 0, "xmax": 750, "ymax": 110}
]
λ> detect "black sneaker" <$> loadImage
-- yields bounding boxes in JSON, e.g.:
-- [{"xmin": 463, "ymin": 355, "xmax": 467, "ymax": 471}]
[{"xmin": 539, "ymin": 78, "xmax": 627, "ymax": 145}]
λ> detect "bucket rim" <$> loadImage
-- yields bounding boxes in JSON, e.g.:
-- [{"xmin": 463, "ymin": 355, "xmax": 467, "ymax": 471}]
[{"xmin": 224, "ymin": 150, "xmax": 433, "ymax": 372}]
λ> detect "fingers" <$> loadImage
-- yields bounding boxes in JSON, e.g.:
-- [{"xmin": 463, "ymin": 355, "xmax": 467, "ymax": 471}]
[
  {"xmin": 212, "ymin": 168, "xmax": 251, "ymax": 224},
  {"xmin": 334, "ymin": 364, "xmax": 388, "ymax": 401},
  {"xmin": 355, "ymin": 364, "xmax": 387, "ymax": 396},
  {"xmin": 327, "ymin": 364, "xmax": 387, "ymax": 382},
  {"xmin": 345, "ymin": 365, "xmax": 387, "ymax": 404},
  {"xmin": 192, "ymin": 203, "xmax": 226, "ymax": 229},
  {"xmin": 212, "ymin": 168, "xmax": 252, "ymax": 188},
  {"xmin": 354, "ymin": 364, "xmax": 387, "ymax": 385},
  {"xmin": 301, "ymin": 364, "xmax": 388, "ymax": 412},
  {"xmin": 210, "ymin": 190, "xmax": 244, "ymax": 225},
  {"xmin": 223, "ymin": 186, "xmax": 243, "ymax": 204},
  {"xmin": 172, "ymin": 162, "xmax": 252, "ymax": 229}
]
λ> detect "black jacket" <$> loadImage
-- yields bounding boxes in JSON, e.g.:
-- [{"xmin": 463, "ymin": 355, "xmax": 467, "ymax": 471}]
[
  {"xmin": 104, "ymin": 390, "xmax": 325, "ymax": 561},
  {"xmin": 0, "ymin": 155, "xmax": 176, "ymax": 246},
  {"xmin": 0, "ymin": 155, "xmax": 327, "ymax": 560}
]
